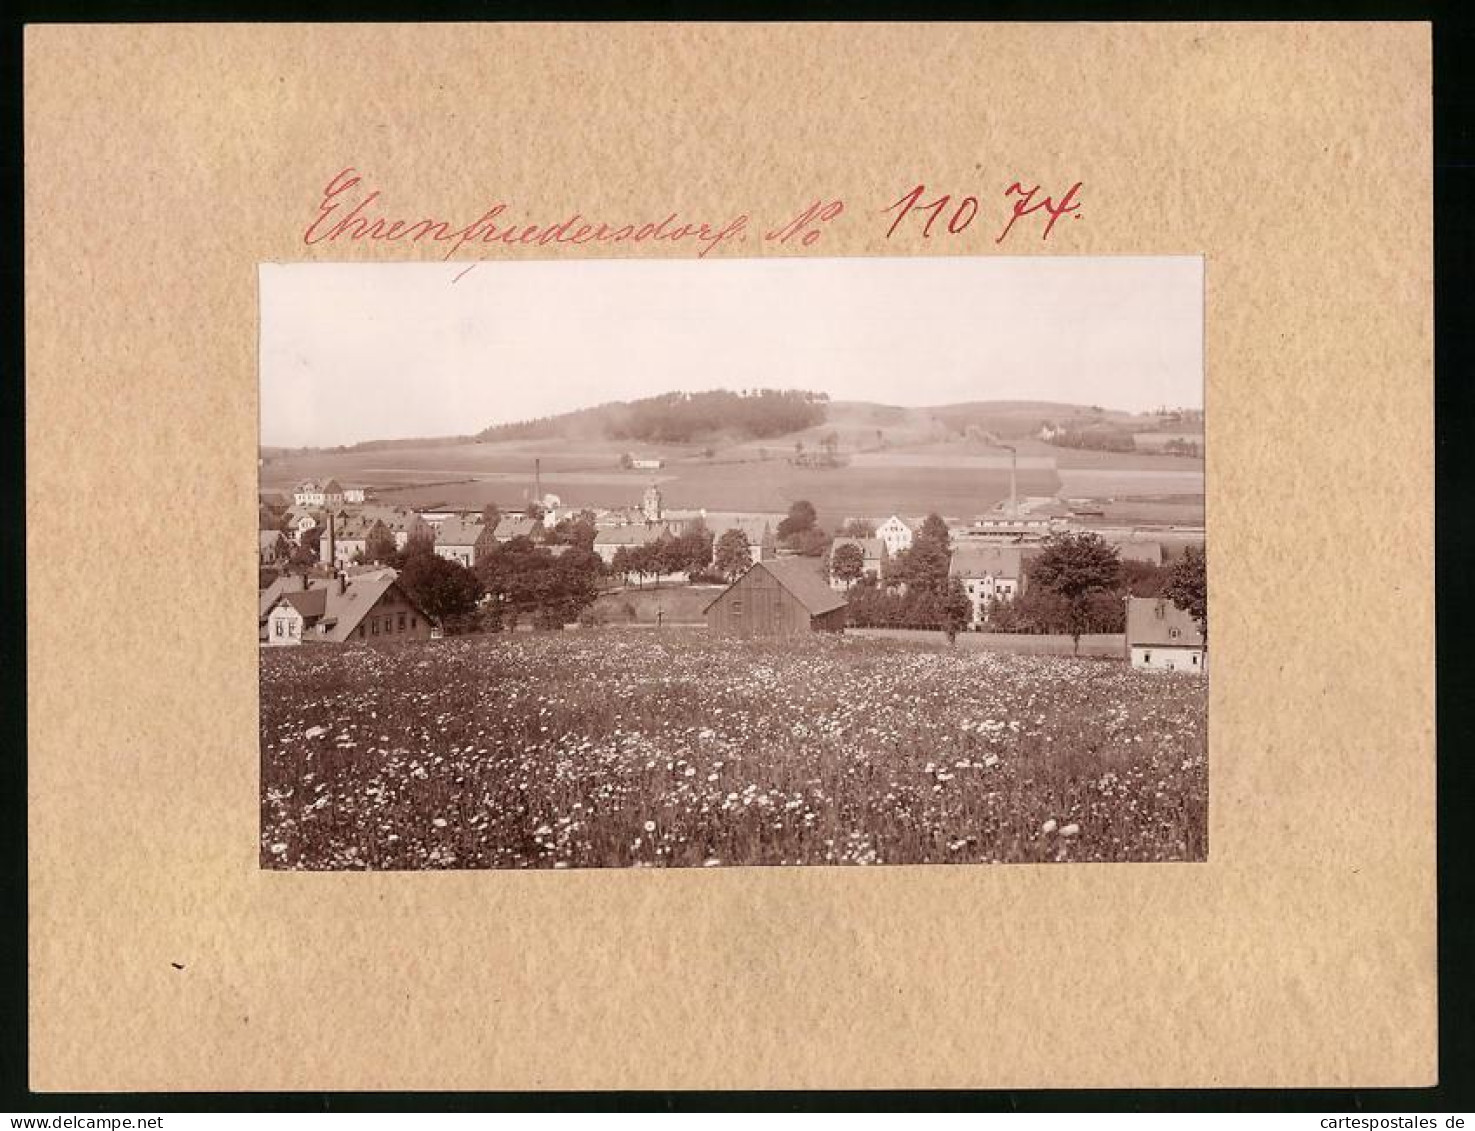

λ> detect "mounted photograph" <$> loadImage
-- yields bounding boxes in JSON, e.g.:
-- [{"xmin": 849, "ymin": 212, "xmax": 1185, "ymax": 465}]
[{"xmin": 258, "ymin": 255, "xmax": 1207, "ymax": 870}]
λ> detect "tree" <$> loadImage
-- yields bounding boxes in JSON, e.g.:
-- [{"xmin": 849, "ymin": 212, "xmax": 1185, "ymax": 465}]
[
  {"xmin": 396, "ymin": 552, "xmax": 483, "ymax": 628},
  {"xmin": 714, "ymin": 528, "xmax": 752, "ymax": 581},
  {"xmin": 1164, "ymin": 544, "xmax": 1208, "ymax": 643},
  {"xmin": 1027, "ymin": 531, "xmax": 1122, "ymax": 654},
  {"xmin": 789, "ymin": 527, "xmax": 830, "ymax": 557},
  {"xmin": 840, "ymin": 518, "xmax": 876, "ymax": 538},
  {"xmin": 776, "ymin": 499, "xmax": 818, "ymax": 541},
  {"xmin": 364, "ymin": 521, "xmax": 398, "ymax": 564},
  {"xmin": 399, "ymin": 526, "xmax": 436, "ymax": 564},
  {"xmin": 942, "ymin": 577, "xmax": 971, "ymax": 643},
  {"xmin": 673, "ymin": 519, "xmax": 714, "ymax": 576},
  {"xmin": 481, "ymin": 503, "xmax": 502, "ymax": 529},
  {"xmin": 830, "ymin": 542, "xmax": 866, "ymax": 589},
  {"xmin": 289, "ymin": 526, "xmax": 321, "ymax": 570},
  {"xmin": 916, "ymin": 513, "xmax": 951, "ymax": 550}
]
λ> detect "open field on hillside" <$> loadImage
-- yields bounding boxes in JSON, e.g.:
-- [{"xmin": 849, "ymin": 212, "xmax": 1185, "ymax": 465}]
[
  {"xmin": 260, "ymin": 633, "xmax": 1208, "ymax": 870},
  {"xmin": 586, "ymin": 586, "xmax": 723, "ymax": 625}
]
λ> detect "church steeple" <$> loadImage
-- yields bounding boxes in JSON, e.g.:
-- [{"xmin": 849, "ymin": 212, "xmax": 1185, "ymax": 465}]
[{"xmin": 642, "ymin": 481, "xmax": 663, "ymax": 523}]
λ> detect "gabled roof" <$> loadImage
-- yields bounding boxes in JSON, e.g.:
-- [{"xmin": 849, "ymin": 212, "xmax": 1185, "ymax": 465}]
[
  {"xmin": 948, "ymin": 545, "xmax": 1034, "ymax": 579},
  {"xmin": 322, "ymin": 478, "xmax": 345, "ymax": 493},
  {"xmin": 281, "ymin": 588, "xmax": 328, "ymax": 619},
  {"xmin": 265, "ymin": 571, "xmax": 434, "ymax": 641},
  {"xmin": 830, "ymin": 536, "xmax": 885, "ymax": 560},
  {"xmin": 1125, "ymin": 597, "xmax": 1204, "ymax": 648},
  {"xmin": 435, "ymin": 516, "xmax": 488, "ymax": 547},
  {"xmin": 593, "ymin": 524, "xmax": 668, "ymax": 547},
  {"xmin": 704, "ymin": 558, "xmax": 848, "ymax": 617},
  {"xmin": 494, "ymin": 516, "xmax": 540, "ymax": 540},
  {"xmin": 706, "ymin": 514, "xmax": 777, "ymax": 544}
]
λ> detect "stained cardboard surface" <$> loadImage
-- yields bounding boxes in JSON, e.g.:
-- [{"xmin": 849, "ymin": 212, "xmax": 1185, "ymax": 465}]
[{"xmin": 24, "ymin": 23, "xmax": 1434, "ymax": 1090}]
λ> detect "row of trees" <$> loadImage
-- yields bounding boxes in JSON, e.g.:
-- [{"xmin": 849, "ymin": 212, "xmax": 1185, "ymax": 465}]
[
  {"xmin": 479, "ymin": 389, "xmax": 829, "ymax": 445},
  {"xmin": 610, "ymin": 523, "xmax": 716, "ymax": 586}
]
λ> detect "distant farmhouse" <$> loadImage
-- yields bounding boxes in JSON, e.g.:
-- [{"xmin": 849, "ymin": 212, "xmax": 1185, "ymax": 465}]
[
  {"xmin": 704, "ymin": 559, "xmax": 848, "ymax": 638},
  {"xmin": 1124, "ymin": 597, "xmax": 1206, "ymax": 672},
  {"xmin": 292, "ymin": 479, "xmax": 366, "ymax": 507},
  {"xmin": 262, "ymin": 571, "xmax": 434, "ymax": 646},
  {"xmin": 827, "ymin": 537, "xmax": 887, "ymax": 590},
  {"xmin": 949, "ymin": 545, "xmax": 1036, "ymax": 630}
]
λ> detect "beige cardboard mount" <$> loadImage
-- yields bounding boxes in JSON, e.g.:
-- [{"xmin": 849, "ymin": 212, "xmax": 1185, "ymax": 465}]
[{"xmin": 25, "ymin": 23, "xmax": 1433, "ymax": 1091}]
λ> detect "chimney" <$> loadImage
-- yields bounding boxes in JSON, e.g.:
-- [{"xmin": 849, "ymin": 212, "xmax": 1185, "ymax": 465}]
[
  {"xmin": 327, "ymin": 511, "xmax": 337, "ymax": 569},
  {"xmin": 301, "ymin": 571, "xmax": 309, "ymax": 590},
  {"xmin": 1009, "ymin": 447, "xmax": 1018, "ymax": 519},
  {"xmin": 339, "ymin": 572, "xmax": 347, "ymax": 595},
  {"xmin": 534, "ymin": 458, "xmax": 542, "ymax": 505}
]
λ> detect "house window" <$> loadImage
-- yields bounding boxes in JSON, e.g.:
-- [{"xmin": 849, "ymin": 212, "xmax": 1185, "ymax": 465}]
[
  {"xmin": 371, "ymin": 619, "xmax": 379, "ymax": 635},
  {"xmin": 275, "ymin": 621, "xmax": 284, "ymax": 637},
  {"xmin": 1144, "ymin": 651, "xmax": 1152, "ymax": 664},
  {"xmin": 398, "ymin": 613, "xmax": 406, "ymax": 632},
  {"xmin": 1169, "ymin": 628, "xmax": 1180, "ymax": 639},
  {"xmin": 731, "ymin": 600, "xmax": 743, "ymax": 618},
  {"xmin": 411, "ymin": 617, "xmax": 417, "ymax": 628},
  {"xmin": 1191, "ymin": 654, "xmax": 1199, "ymax": 665},
  {"xmin": 358, "ymin": 625, "xmax": 365, "ymax": 638}
]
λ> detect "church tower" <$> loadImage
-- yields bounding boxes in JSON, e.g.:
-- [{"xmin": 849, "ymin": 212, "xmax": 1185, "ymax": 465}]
[{"xmin": 642, "ymin": 482, "xmax": 663, "ymax": 523}]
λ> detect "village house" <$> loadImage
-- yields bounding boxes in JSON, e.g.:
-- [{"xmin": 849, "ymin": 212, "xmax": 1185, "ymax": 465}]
[
  {"xmin": 876, "ymin": 514, "xmax": 922, "ymax": 557},
  {"xmin": 1124, "ymin": 596, "xmax": 1206, "ymax": 672},
  {"xmin": 493, "ymin": 514, "xmax": 541, "ymax": 543},
  {"xmin": 263, "ymin": 571, "xmax": 435, "ymax": 646},
  {"xmin": 293, "ymin": 478, "xmax": 347, "ymax": 508},
  {"xmin": 355, "ymin": 506, "xmax": 426, "ymax": 550},
  {"xmin": 827, "ymin": 536, "xmax": 887, "ymax": 590},
  {"xmin": 630, "ymin": 457, "xmax": 664, "ymax": 470},
  {"xmin": 705, "ymin": 513, "xmax": 779, "ymax": 565},
  {"xmin": 592, "ymin": 523, "xmax": 672, "ymax": 567},
  {"xmin": 949, "ymin": 545, "xmax": 1036, "ymax": 630},
  {"xmin": 704, "ymin": 558, "xmax": 848, "ymax": 638},
  {"xmin": 434, "ymin": 516, "xmax": 494, "ymax": 568}
]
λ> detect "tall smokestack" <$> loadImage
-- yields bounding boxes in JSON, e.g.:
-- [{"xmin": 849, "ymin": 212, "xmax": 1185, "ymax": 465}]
[
  {"xmin": 327, "ymin": 511, "xmax": 336, "ymax": 569},
  {"xmin": 1010, "ymin": 448, "xmax": 1018, "ymax": 518},
  {"xmin": 534, "ymin": 458, "xmax": 542, "ymax": 505}
]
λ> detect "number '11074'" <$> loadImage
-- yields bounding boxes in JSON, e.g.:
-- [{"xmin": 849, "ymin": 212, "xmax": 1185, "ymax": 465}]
[{"xmin": 883, "ymin": 181, "xmax": 1084, "ymax": 244}]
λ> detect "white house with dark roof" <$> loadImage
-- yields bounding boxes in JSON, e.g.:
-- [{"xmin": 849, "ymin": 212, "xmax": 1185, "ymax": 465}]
[{"xmin": 1124, "ymin": 596, "xmax": 1206, "ymax": 672}]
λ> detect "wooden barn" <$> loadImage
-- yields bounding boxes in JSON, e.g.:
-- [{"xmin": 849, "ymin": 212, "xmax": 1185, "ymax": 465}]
[{"xmin": 703, "ymin": 558, "xmax": 848, "ymax": 637}]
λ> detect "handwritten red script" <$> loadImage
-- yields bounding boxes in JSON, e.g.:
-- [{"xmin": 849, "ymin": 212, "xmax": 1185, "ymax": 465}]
[
  {"xmin": 301, "ymin": 169, "xmax": 1083, "ymax": 258},
  {"xmin": 303, "ymin": 169, "xmax": 750, "ymax": 260}
]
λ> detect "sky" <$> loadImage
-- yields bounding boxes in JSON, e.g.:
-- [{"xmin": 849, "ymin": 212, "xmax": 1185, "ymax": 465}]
[{"xmin": 259, "ymin": 256, "xmax": 1203, "ymax": 448}]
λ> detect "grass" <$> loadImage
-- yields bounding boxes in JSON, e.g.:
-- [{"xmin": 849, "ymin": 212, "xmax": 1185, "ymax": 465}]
[
  {"xmin": 260, "ymin": 632, "xmax": 1207, "ymax": 870},
  {"xmin": 586, "ymin": 585, "xmax": 722, "ymax": 625}
]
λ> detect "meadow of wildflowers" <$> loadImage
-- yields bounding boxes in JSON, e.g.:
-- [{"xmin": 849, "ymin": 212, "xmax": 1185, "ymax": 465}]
[{"xmin": 260, "ymin": 631, "xmax": 1207, "ymax": 869}]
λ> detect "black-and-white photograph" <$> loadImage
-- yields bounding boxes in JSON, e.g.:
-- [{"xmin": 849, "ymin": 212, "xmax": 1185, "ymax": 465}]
[{"xmin": 258, "ymin": 256, "xmax": 1207, "ymax": 870}]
